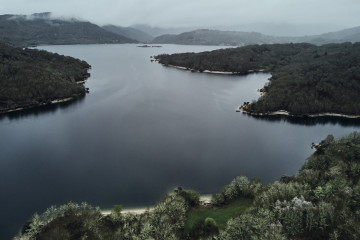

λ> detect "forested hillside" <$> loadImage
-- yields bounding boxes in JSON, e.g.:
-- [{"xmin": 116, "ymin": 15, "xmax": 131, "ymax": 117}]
[
  {"xmin": 150, "ymin": 27, "xmax": 360, "ymax": 46},
  {"xmin": 102, "ymin": 25, "xmax": 153, "ymax": 43},
  {"xmin": 130, "ymin": 24, "xmax": 196, "ymax": 37},
  {"xmin": 303, "ymin": 26, "xmax": 360, "ymax": 45},
  {"xmin": 0, "ymin": 43, "xmax": 91, "ymax": 113},
  {"xmin": 0, "ymin": 13, "xmax": 137, "ymax": 47},
  {"xmin": 155, "ymin": 42, "xmax": 360, "ymax": 116},
  {"xmin": 16, "ymin": 132, "xmax": 360, "ymax": 239},
  {"xmin": 151, "ymin": 29, "xmax": 293, "ymax": 46}
]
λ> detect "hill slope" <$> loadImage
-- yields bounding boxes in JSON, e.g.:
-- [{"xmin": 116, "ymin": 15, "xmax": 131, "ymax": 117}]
[
  {"xmin": 130, "ymin": 24, "xmax": 196, "ymax": 37},
  {"xmin": 151, "ymin": 29, "xmax": 293, "ymax": 46},
  {"xmin": 304, "ymin": 26, "xmax": 360, "ymax": 45},
  {"xmin": 151, "ymin": 27, "xmax": 360, "ymax": 46},
  {"xmin": 0, "ymin": 13, "xmax": 137, "ymax": 47},
  {"xmin": 102, "ymin": 25, "xmax": 154, "ymax": 43}
]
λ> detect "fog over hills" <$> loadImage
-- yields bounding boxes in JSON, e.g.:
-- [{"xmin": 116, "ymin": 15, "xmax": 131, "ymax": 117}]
[
  {"xmin": 215, "ymin": 23, "xmax": 348, "ymax": 37},
  {"xmin": 151, "ymin": 27, "xmax": 360, "ymax": 46},
  {"xmin": 102, "ymin": 25, "xmax": 154, "ymax": 43},
  {"xmin": 304, "ymin": 26, "xmax": 360, "ymax": 45},
  {"xmin": 0, "ymin": 12, "xmax": 137, "ymax": 47},
  {"xmin": 2, "ymin": 0, "xmax": 359, "ymax": 33},
  {"xmin": 129, "ymin": 24, "xmax": 198, "ymax": 37},
  {"xmin": 1, "ymin": 12, "xmax": 360, "ymax": 47},
  {"xmin": 151, "ymin": 29, "xmax": 293, "ymax": 46}
]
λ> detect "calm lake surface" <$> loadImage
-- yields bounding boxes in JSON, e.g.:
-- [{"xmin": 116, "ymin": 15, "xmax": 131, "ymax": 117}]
[{"xmin": 1, "ymin": 44, "xmax": 360, "ymax": 239}]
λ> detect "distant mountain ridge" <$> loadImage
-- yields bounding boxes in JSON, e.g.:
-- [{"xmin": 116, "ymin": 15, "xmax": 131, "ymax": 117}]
[
  {"xmin": 130, "ymin": 24, "xmax": 197, "ymax": 37},
  {"xmin": 0, "ymin": 13, "xmax": 137, "ymax": 47},
  {"xmin": 102, "ymin": 25, "xmax": 154, "ymax": 43},
  {"xmin": 216, "ymin": 22, "xmax": 347, "ymax": 37},
  {"xmin": 151, "ymin": 27, "xmax": 360, "ymax": 46},
  {"xmin": 301, "ymin": 26, "xmax": 360, "ymax": 45},
  {"xmin": 151, "ymin": 29, "xmax": 295, "ymax": 46},
  {"xmin": 2, "ymin": 12, "xmax": 359, "ymax": 47}
]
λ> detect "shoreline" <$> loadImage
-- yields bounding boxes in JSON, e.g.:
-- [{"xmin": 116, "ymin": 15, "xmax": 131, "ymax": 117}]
[
  {"xmin": 156, "ymin": 60, "xmax": 360, "ymax": 120},
  {"xmin": 101, "ymin": 207, "xmax": 154, "ymax": 216},
  {"xmin": 101, "ymin": 195, "xmax": 212, "ymax": 216},
  {"xmin": 237, "ymin": 105, "xmax": 360, "ymax": 119},
  {"xmin": 76, "ymin": 79, "xmax": 88, "ymax": 84},
  {"xmin": 1, "ymin": 77, "xmax": 89, "ymax": 115},
  {"xmin": 0, "ymin": 95, "xmax": 81, "ymax": 115},
  {"xmin": 155, "ymin": 60, "xmax": 267, "ymax": 75}
]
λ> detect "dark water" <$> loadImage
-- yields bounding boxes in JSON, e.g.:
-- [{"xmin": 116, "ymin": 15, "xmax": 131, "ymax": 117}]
[{"xmin": 1, "ymin": 44, "xmax": 360, "ymax": 239}]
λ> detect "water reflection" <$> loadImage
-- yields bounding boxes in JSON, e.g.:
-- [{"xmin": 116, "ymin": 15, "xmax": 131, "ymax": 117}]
[
  {"xmin": 0, "ymin": 96, "xmax": 86, "ymax": 121},
  {"xmin": 2, "ymin": 44, "xmax": 360, "ymax": 240},
  {"xmin": 243, "ymin": 113, "xmax": 360, "ymax": 127}
]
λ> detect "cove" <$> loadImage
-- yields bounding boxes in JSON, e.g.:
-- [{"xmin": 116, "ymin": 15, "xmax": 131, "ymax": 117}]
[{"xmin": 1, "ymin": 44, "xmax": 360, "ymax": 239}]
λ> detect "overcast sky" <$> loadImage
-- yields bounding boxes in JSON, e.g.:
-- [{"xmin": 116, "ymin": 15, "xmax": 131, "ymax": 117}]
[{"xmin": 1, "ymin": 0, "xmax": 360, "ymax": 29}]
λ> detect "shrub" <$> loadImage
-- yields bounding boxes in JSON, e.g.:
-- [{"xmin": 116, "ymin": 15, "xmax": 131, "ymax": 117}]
[
  {"xmin": 216, "ymin": 209, "xmax": 286, "ymax": 240},
  {"xmin": 254, "ymin": 181, "xmax": 310, "ymax": 209},
  {"xmin": 113, "ymin": 205, "xmax": 122, "ymax": 215},
  {"xmin": 204, "ymin": 217, "xmax": 217, "ymax": 227},
  {"xmin": 178, "ymin": 189, "xmax": 200, "ymax": 207},
  {"xmin": 212, "ymin": 193, "xmax": 226, "ymax": 206},
  {"xmin": 212, "ymin": 176, "xmax": 262, "ymax": 206},
  {"xmin": 204, "ymin": 217, "xmax": 219, "ymax": 235}
]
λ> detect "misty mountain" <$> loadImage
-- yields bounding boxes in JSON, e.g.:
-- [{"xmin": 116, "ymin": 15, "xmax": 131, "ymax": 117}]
[
  {"xmin": 217, "ymin": 22, "xmax": 347, "ymax": 37},
  {"xmin": 130, "ymin": 24, "xmax": 197, "ymax": 37},
  {"xmin": 0, "ymin": 13, "xmax": 137, "ymax": 47},
  {"xmin": 102, "ymin": 25, "xmax": 153, "ymax": 43},
  {"xmin": 303, "ymin": 26, "xmax": 360, "ymax": 45},
  {"xmin": 151, "ymin": 29, "xmax": 295, "ymax": 46},
  {"xmin": 151, "ymin": 27, "xmax": 360, "ymax": 46}
]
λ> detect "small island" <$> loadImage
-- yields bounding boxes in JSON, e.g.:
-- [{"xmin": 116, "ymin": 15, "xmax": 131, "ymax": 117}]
[
  {"xmin": 155, "ymin": 42, "xmax": 360, "ymax": 118},
  {"xmin": 137, "ymin": 44, "xmax": 162, "ymax": 48},
  {"xmin": 0, "ymin": 43, "xmax": 91, "ymax": 114}
]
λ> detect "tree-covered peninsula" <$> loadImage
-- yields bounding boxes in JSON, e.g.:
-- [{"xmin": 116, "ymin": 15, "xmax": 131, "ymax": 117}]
[
  {"xmin": 15, "ymin": 132, "xmax": 360, "ymax": 239},
  {"xmin": 155, "ymin": 42, "xmax": 360, "ymax": 117},
  {"xmin": 0, "ymin": 43, "xmax": 91, "ymax": 113}
]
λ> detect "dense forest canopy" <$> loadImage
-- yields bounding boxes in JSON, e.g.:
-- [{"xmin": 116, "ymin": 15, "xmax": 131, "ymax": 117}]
[
  {"xmin": 155, "ymin": 42, "xmax": 360, "ymax": 116},
  {"xmin": 16, "ymin": 132, "xmax": 360, "ymax": 239},
  {"xmin": 0, "ymin": 43, "xmax": 91, "ymax": 113}
]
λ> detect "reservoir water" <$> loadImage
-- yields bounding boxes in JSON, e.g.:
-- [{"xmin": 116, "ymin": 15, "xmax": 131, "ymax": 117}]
[{"xmin": 1, "ymin": 44, "xmax": 360, "ymax": 239}]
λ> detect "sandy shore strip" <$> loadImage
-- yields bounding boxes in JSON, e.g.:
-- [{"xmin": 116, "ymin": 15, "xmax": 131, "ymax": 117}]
[
  {"xmin": 199, "ymin": 195, "xmax": 212, "ymax": 206},
  {"xmin": 76, "ymin": 80, "xmax": 88, "ymax": 84},
  {"xmin": 101, "ymin": 195, "xmax": 213, "ymax": 216},
  {"xmin": 238, "ymin": 106, "xmax": 360, "ymax": 119},
  {"xmin": 155, "ymin": 61, "xmax": 266, "ymax": 75},
  {"xmin": 101, "ymin": 207, "xmax": 154, "ymax": 216},
  {"xmin": 0, "ymin": 97, "xmax": 76, "ymax": 114},
  {"xmin": 50, "ymin": 97, "xmax": 74, "ymax": 104}
]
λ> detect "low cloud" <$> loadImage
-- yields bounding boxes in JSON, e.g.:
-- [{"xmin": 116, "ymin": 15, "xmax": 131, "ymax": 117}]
[{"xmin": 1, "ymin": 0, "xmax": 360, "ymax": 29}]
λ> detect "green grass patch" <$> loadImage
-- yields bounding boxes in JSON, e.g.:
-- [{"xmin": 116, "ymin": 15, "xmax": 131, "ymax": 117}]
[{"xmin": 185, "ymin": 197, "xmax": 253, "ymax": 231}]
